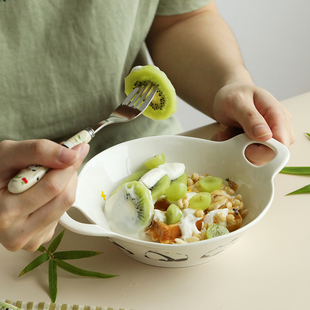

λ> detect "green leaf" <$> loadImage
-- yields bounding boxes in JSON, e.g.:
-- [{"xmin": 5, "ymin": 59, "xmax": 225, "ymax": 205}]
[
  {"xmin": 280, "ymin": 167, "xmax": 310, "ymax": 175},
  {"xmin": 305, "ymin": 132, "xmax": 310, "ymax": 140},
  {"xmin": 48, "ymin": 229, "xmax": 65, "ymax": 253},
  {"xmin": 286, "ymin": 184, "xmax": 310, "ymax": 195},
  {"xmin": 54, "ymin": 258, "xmax": 116, "ymax": 278},
  {"xmin": 53, "ymin": 250, "xmax": 102, "ymax": 260},
  {"xmin": 49, "ymin": 259, "xmax": 58, "ymax": 303},
  {"xmin": 37, "ymin": 245, "xmax": 46, "ymax": 252},
  {"xmin": 19, "ymin": 252, "xmax": 50, "ymax": 277}
]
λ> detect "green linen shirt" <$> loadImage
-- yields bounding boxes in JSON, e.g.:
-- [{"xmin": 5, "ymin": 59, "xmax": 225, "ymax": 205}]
[{"xmin": 0, "ymin": 0, "xmax": 211, "ymax": 159}]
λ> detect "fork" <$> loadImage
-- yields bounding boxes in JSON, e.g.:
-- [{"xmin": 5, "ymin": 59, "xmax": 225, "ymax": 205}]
[{"xmin": 8, "ymin": 83, "xmax": 157, "ymax": 194}]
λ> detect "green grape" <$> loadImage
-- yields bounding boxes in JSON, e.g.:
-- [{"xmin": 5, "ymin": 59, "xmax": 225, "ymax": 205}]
[
  {"xmin": 144, "ymin": 153, "xmax": 166, "ymax": 169},
  {"xmin": 166, "ymin": 204, "xmax": 183, "ymax": 225},
  {"xmin": 206, "ymin": 223, "xmax": 229, "ymax": 239},
  {"xmin": 173, "ymin": 173, "xmax": 187, "ymax": 185},
  {"xmin": 199, "ymin": 176, "xmax": 222, "ymax": 192},
  {"xmin": 189, "ymin": 192, "xmax": 211, "ymax": 210},
  {"xmin": 165, "ymin": 182, "xmax": 187, "ymax": 201}
]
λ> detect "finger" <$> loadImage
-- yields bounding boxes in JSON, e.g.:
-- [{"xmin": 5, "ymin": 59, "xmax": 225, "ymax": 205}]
[
  {"xmin": 212, "ymin": 127, "xmax": 244, "ymax": 141},
  {"xmin": 229, "ymin": 96, "xmax": 273, "ymax": 142},
  {"xmin": 22, "ymin": 221, "xmax": 58, "ymax": 252},
  {"xmin": 4, "ymin": 170, "xmax": 78, "ymax": 251},
  {"xmin": 0, "ymin": 139, "xmax": 86, "ymax": 173},
  {"xmin": 245, "ymin": 144, "xmax": 275, "ymax": 166},
  {"xmin": 5, "ymin": 144, "xmax": 89, "ymax": 217},
  {"xmin": 23, "ymin": 171, "xmax": 78, "ymax": 241}
]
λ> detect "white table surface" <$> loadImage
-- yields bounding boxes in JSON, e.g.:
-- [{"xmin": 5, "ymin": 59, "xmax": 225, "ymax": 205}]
[{"xmin": 1, "ymin": 92, "xmax": 310, "ymax": 310}]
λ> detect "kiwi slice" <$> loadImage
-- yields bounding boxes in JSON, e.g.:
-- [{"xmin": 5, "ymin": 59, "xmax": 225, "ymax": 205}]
[
  {"xmin": 199, "ymin": 176, "xmax": 223, "ymax": 193},
  {"xmin": 144, "ymin": 153, "xmax": 166, "ymax": 169},
  {"xmin": 166, "ymin": 204, "xmax": 183, "ymax": 225},
  {"xmin": 206, "ymin": 223, "xmax": 229, "ymax": 239},
  {"xmin": 111, "ymin": 168, "xmax": 149, "ymax": 195},
  {"xmin": 151, "ymin": 174, "xmax": 171, "ymax": 201},
  {"xmin": 105, "ymin": 181, "xmax": 154, "ymax": 234},
  {"xmin": 124, "ymin": 65, "xmax": 177, "ymax": 120}
]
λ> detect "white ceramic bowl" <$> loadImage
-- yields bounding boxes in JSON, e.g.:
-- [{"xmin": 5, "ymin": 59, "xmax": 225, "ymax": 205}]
[{"xmin": 60, "ymin": 134, "xmax": 289, "ymax": 268}]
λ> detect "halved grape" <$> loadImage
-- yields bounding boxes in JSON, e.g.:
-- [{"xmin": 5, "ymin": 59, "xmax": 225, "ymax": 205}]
[
  {"xmin": 166, "ymin": 204, "xmax": 183, "ymax": 225},
  {"xmin": 173, "ymin": 173, "xmax": 188, "ymax": 184},
  {"xmin": 199, "ymin": 176, "xmax": 222, "ymax": 192},
  {"xmin": 189, "ymin": 192, "xmax": 211, "ymax": 210},
  {"xmin": 206, "ymin": 223, "xmax": 229, "ymax": 239},
  {"xmin": 144, "ymin": 153, "xmax": 166, "ymax": 169},
  {"xmin": 165, "ymin": 182, "xmax": 187, "ymax": 201}
]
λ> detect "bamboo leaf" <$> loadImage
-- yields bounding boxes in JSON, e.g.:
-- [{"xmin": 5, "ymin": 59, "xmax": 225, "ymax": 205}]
[
  {"xmin": 37, "ymin": 245, "xmax": 46, "ymax": 252},
  {"xmin": 54, "ymin": 250, "xmax": 102, "ymax": 260},
  {"xmin": 305, "ymin": 132, "xmax": 310, "ymax": 140},
  {"xmin": 280, "ymin": 167, "xmax": 310, "ymax": 175},
  {"xmin": 286, "ymin": 184, "xmax": 310, "ymax": 195},
  {"xmin": 48, "ymin": 229, "xmax": 65, "ymax": 253},
  {"xmin": 49, "ymin": 259, "xmax": 58, "ymax": 303},
  {"xmin": 19, "ymin": 252, "xmax": 50, "ymax": 277},
  {"xmin": 55, "ymin": 258, "xmax": 117, "ymax": 278}
]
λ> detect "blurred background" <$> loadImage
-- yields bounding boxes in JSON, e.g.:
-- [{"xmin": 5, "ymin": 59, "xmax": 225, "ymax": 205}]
[{"xmin": 174, "ymin": 0, "xmax": 310, "ymax": 132}]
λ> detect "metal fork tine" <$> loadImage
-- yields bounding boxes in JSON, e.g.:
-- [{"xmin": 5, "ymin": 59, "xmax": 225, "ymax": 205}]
[
  {"xmin": 127, "ymin": 85, "xmax": 148, "ymax": 108},
  {"xmin": 137, "ymin": 86, "xmax": 157, "ymax": 112},
  {"xmin": 121, "ymin": 86, "xmax": 140, "ymax": 106},
  {"xmin": 132, "ymin": 84, "xmax": 155, "ymax": 108}
]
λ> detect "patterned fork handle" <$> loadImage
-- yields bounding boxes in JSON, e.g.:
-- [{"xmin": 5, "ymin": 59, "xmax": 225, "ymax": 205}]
[{"xmin": 7, "ymin": 128, "xmax": 94, "ymax": 194}]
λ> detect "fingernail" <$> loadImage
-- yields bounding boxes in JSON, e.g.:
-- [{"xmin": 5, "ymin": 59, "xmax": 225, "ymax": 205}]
[
  {"xmin": 253, "ymin": 125, "xmax": 272, "ymax": 139},
  {"xmin": 77, "ymin": 143, "xmax": 90, "ymax": 159},
  {"xmin": 58, "ymin": 147, "xmax": 79, "ymax": 163}
]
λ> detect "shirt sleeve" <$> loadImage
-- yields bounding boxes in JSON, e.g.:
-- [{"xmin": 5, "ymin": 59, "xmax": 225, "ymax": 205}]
[{"xmin": 156, "ymin": 0, "xmax": 212, "ymax": 16}]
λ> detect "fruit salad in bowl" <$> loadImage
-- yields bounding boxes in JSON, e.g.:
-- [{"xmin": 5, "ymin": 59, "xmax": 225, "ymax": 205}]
[
  {"xmin": 104, "ymin": 153, "xmax": 248, "ymax": 245},
  {"xmin": 60, "ymin": 134, "xmax": 289, "ymax": 267}
]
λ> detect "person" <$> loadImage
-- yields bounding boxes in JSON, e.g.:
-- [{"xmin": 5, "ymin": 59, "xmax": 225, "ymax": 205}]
[{"xmin": 0, "ymin": 0, "xmax": 295, "ymax": 252}]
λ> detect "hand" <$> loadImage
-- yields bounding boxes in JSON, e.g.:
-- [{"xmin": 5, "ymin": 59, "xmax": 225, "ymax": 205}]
[
  {"xmin": 212, "ymin": 84, "xmax": 295, "ymax": 165},
  {"xmin": 0, "ymin": 139, "xmax": 89, "ymax": 252}
]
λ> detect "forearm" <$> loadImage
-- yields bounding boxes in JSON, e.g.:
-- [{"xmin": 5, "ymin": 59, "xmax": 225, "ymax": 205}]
[{"xmin": 146, "ymin": 1, "xmax": 254, "ymax": 119}]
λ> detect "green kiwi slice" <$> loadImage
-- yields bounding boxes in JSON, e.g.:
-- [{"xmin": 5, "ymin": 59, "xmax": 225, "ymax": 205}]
[
  {"xmin": 151, "ymin": 174, "xmax": 171, "ymax": 201},
  {"xmin": 166, "ymin": 204, "xmax": 183, "ymax": 225},
  {"xmin": 111, "ymin": 168, "xmax": 149, "ymax": 195},
  {"xmin": 124, "ymin": 65, "xmax": 177, "ymax": 120},
  {"xmin": 144, "ymin": 153, "xmax": 166, "ymax": 169},
  {"xmin": 206, "ymin": 223, "xmax": 229, "ymax": 239},
  {"xmin": 105, "ymin": 181, "xmax": 154, "ymax": 234}
]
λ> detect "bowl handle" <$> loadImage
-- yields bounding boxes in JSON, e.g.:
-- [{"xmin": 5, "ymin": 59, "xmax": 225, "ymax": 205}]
[
  {"xmin": 232, "ymin": 133, "xmax": 290, "ymax": 176},
  {"xmin": 59, "ymin": 207, "xmax": 112, "ymax": 237}
]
